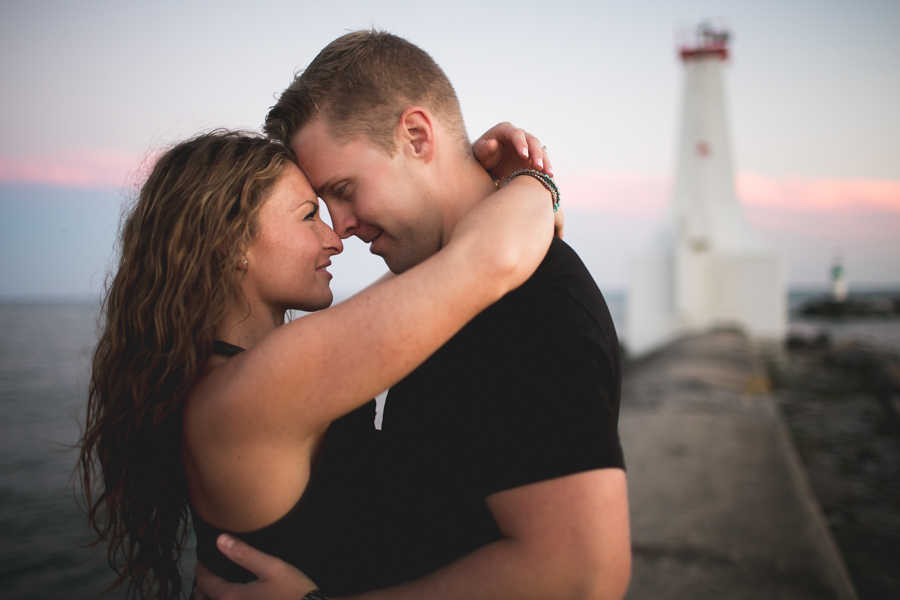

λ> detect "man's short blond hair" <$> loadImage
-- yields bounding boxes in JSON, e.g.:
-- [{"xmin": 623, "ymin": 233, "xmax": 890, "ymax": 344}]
[{"xmin": 264, "ymin": 30, "xmax": 469, "ymax": 156}]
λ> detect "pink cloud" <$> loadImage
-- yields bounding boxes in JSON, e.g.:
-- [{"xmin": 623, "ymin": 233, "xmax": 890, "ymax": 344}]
[
  {"xmin": 736, "ymin": 174, "xmax": 900, "ymax": 213},
  {"xmin": 745, "ymin": 204, "xmax": 900, "ymax": 238},
  {"xmin": 0, "ymin": 151, "xmax": 145, "ymax": 189},
  {"xmin": 561, "ymin": 170, "xmax": 899, "ymax": 286},
  {"xmin": 561, "ymin": 171, "xmax": 670, "ymax": 216},
  {"xmin": 562, "ymin": 170, "xmax": 900, "ymax": 216}
]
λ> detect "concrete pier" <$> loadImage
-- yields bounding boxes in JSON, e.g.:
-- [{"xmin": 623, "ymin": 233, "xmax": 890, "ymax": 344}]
[{"xmin": 620, "ymin": 330, "xmax": 858, "ymax": 600}]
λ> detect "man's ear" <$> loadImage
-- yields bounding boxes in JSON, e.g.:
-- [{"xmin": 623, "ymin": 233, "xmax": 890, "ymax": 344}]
[{"xmin": 397, "ymin": 107, "xmax": 436, "ymax": 164}]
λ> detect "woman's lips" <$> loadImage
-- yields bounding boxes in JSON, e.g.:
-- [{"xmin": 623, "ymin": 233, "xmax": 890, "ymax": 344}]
[{"xmin": 316, "ymin": 260, "xmax": 333, "ymax": 278}]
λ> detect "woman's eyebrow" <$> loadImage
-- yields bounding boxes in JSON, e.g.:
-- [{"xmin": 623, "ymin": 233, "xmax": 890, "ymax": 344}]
[{"xmin": 291, "ymin": 199, "xmax": 317, "ymax": 212}]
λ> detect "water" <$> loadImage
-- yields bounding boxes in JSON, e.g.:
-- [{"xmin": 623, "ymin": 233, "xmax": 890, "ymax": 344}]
[
  {"xmin": 1, "ymin": 293, "xmax": 897, "ymax": 599},
  {"xmin": 0, "ymin": 302, "xmax": 140, "ymax": 599},
  {"xmin": 788, "ymin": 290, "xmax": 900, "ymax": 354},
  {"xmin": 609, "ymin": 289, "xmax": 900, "ymax": 356}
]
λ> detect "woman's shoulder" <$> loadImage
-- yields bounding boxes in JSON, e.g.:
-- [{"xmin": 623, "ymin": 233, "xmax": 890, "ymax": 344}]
[
  {"xmin": 183, "ymin": 354, "xmax": 248, "ymax": 434},
  {"xmin": 183, "ymin": 354, "xmax": 320, "ymax": 533}
]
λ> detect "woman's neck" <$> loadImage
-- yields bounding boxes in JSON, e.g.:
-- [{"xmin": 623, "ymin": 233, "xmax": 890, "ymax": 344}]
[{"xmin": 215, "ymin": 298, "xmax": 284, "ymax": 350}]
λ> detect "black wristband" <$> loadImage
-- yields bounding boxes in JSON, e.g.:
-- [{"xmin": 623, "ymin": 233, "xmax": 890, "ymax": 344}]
[{"xmin": 302, "ymin": 590, "xmax": 329, "ymax": 600}]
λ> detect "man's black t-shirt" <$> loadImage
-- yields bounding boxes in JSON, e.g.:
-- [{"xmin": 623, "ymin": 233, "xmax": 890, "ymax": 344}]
[
  {"xmin": 193, "ymin": 237, "xmax": 624, "ymax": 596},
  {"xmin": 365, "ymin": 237, "xmax": 625, "ymax": 587}
]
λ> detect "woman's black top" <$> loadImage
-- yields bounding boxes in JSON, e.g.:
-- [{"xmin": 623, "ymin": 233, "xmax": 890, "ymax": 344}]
[{"xmin": 190, "ymin": 341, "xmax": 382, "ymax": 595}]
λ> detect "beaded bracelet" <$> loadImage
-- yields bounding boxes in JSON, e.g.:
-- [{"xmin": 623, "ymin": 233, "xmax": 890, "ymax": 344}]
[{"xmin": 504, "ymin": 169, "xmax": 560, "ymax": 212}]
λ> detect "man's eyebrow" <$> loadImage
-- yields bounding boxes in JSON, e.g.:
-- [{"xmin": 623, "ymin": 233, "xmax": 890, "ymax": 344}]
[{"xmin": 314, "ymin": 176, "xmax": 338, "ymax": 198}]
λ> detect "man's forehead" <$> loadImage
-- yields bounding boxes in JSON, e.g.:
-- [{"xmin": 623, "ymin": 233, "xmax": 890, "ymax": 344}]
[
  {"xmin": 293, "ymin": 115, "xmax": 390, "ymax": 157},
  {"xmin": 292, "ymin": 119, "xmax": 391, "ymax": 195},
  {"xmin": 291, "ymin": 117, "xmax": 331, "ymax": 157},
  {"xmin": 290, "ymin": 119, "xmax": 343, "ymax": 192}
]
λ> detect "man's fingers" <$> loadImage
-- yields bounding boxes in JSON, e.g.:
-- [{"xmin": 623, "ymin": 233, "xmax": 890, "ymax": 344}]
[
  {"xmin": 554, "ymin": 207, "xmax": 565, "ymax": 239},
  {"xmin": 216, "ymin": 534, "xmax": 281, "ymax": 579},
  {"xmin": 194, "ymin": 562, "xmax": 228, "ymax": 599}
]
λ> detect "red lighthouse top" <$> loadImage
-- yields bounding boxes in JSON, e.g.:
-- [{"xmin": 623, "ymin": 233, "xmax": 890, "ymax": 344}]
[{"xmin": 679, "ymin": 23, "xmax": 729, "ymax": 61}]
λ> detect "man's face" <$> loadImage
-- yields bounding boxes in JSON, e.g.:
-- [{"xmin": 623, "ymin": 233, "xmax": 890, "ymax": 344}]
[{"xmin": 291, "ymin": 117, "xmax": 441, "ymax": 274}]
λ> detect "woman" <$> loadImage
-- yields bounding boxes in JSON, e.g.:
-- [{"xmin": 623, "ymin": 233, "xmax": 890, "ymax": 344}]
[{"xmin": 78, "ymin": 127, "xmax": 555, "ymax": 600}]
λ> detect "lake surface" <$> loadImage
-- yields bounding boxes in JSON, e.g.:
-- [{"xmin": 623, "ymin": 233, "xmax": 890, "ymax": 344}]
[
  {"xmin": 1, "ymin": 292, "xmax": 897, "ymax": 598},
  {"xmin": 0, "ymin": 302, "xmax": 134, "ymax": 599}
]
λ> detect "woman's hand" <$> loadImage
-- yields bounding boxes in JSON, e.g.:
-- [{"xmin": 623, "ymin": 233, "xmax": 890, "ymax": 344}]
[
  {"xmin": 193, "ymin": 534, "xmax": 317, "ymax": 600},
  {"xmin": 473, "ymin": 122, "xmax": 563, "ymax": 238},
  {"xmin": 473, "ymin": 122, "xmax": 553, "ymax": 180}
]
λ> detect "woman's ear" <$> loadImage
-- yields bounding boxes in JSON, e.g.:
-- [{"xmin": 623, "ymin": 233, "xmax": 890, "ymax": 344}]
[{"xmin": 397, "ymin": 106, "xmax": 436, "ymax": 163}]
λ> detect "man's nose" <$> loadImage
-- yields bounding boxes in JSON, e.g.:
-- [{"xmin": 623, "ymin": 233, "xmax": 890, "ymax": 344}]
[{"xmin": 329, "ymin": 205, "xmax": 359, "ymax": 239}]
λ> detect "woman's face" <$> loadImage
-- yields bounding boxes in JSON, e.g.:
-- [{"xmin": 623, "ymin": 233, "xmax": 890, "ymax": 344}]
[{"xmin": 242, "ymin": 163, "xmax": 343, "ymax": 313}]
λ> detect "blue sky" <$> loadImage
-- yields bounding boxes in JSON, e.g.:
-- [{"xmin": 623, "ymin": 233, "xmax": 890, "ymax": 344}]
[{"xmin": 1, "ymin": 0, "xmax": 898, "ymax": 298}]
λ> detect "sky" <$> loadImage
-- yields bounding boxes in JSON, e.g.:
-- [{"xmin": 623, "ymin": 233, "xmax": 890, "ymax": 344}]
[{"xmin": 1, "ymin": 0, "xmax": 898, "ymax": 299}]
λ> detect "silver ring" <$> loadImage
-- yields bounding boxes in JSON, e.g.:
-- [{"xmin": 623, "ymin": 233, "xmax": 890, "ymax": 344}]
[{"xmin": 541, "ymin": 145, "xmax": 547, "ymax": 151}]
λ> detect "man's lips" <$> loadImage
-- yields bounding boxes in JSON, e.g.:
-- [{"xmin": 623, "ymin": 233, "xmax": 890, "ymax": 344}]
[{"xmin": 368, "ymin": 231, "xmax": 384, "ymax": 255}]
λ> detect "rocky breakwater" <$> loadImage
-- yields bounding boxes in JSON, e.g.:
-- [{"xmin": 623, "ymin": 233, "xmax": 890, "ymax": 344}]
[
  {"xmin": 770, "ymin": 335, "xmax": 900, "ymax": 600},
  {"xmin": 798, "ymin": 294, "xmax": 900, "ymax": 318}
]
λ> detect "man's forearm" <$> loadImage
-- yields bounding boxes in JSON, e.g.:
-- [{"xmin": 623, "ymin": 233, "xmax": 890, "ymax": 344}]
[
  {"xmin": 340, "ymin": 529, "xmax": 629, "ymax": 600},
  {"xmin": 340, "ymin": 470, "xmax": 631, "ymax": 600},
  {"xmin": 339, "ymin": 538, "xmax": 569, "ymax": 600}
]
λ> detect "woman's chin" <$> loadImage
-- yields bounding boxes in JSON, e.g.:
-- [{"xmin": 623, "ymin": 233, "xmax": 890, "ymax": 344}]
[{"xmin": 295, "ymin": 291, "xmax": 334, "ymax": 313}]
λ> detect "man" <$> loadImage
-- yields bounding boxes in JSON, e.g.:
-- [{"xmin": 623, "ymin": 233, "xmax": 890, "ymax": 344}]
[{"xmin": 197, "ymin": 30, "xmax": 630, "ymax": 600}]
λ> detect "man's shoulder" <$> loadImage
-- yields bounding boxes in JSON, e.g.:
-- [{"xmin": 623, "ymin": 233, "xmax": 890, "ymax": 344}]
[
  {"xmin": 495, "ymin": 237, "xmax": 610, "ymax": 323},
  {"xmin": 532, "ymin": 236, "xmax": 590, "ymax": 281}
]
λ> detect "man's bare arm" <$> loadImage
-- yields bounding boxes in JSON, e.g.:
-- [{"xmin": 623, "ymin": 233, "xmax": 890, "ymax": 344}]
[
  {"xmin": 342, "ymin": 469, "xmax": 630, "ymax": 600},
  {"xmin": 197, "ymin": 469, "xmax": 630, "ymax": 600}
]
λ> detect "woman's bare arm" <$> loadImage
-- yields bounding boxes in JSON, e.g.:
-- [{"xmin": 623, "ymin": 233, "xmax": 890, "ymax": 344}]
[{"xmin": 195, "ymin": 175, "xmax": 553, "ymax": 441}]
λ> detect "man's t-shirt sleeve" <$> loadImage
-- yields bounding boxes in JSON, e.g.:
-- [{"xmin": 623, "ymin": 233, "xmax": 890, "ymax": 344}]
[{"xmin": 468, "ymin": 285, "xmax": 625, "ymax": 497}]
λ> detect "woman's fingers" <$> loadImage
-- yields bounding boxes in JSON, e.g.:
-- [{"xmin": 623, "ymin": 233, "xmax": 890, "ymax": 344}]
[
  {"xmin": 542, "ymin": 145, "xmax": 554, "ymax": 177},
  {"xmin": 521, "ymin": 132, "xmax": 553, "ymax": 176},
  {"xmin": 524, "ymin": 132, "xmax": 544, "ymax": 172},
  {"xmin": 472, "ymin": 122, "xmax": 553, "ymax": 179},
  {"xmin": 507, "ymin": 125, "xmax": 530, "ymax": 161},
  {"xmin": 472, "ymin": 135, "xmax": 501, "ymax": 170},
  {"xmin": 528, "ymin": 135, "xmax": 553, "ymax": 176}
]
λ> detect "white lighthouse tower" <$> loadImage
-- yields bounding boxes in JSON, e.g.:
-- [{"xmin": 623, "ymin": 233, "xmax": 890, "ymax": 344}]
[{"xmin": 627, "ymin": 24, "xmax": 786, "ymax": 356}]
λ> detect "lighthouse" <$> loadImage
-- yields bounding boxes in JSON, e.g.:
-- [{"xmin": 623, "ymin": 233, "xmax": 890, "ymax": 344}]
[{"xmin": 627, "ymin": 24, "xmax": 786, "ymax": 356}]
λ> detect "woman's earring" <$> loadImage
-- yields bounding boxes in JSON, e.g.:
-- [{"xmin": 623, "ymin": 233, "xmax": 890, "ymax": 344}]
[{"xmin": 241, "ymin": 257, "xmax": 248, "ymax": 269}]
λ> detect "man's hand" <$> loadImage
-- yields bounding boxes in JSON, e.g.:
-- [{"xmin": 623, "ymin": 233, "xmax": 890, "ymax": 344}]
[
  {"xmin": 553, "ymin": 208, "xmax": 564, "ymax": 240},
  {"xmin": 473, "ymin": 122, "xmax": 553, "ymax": 180},
  {"xmin": 194, "ymin": 534, "xmax": 317, "ymax": 600}
]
